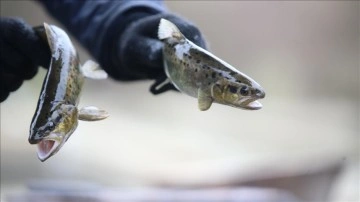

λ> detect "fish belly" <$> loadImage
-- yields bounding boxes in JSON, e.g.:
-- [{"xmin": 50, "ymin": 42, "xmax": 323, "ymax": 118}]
[{"xmin": 164, "ymin": 57, "xmax": 198, "ymax": 98}]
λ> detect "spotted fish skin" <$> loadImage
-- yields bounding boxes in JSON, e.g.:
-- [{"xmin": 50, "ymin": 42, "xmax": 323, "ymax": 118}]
[
  {"xmin": 29, "ymin": 23, "xmax": 83, "ymax": 144},
  {"xmin": 158, "ymin": 19, "xmax": 265, "ymax": 111},
  {"xmin": 29, "ymin": 23, "xmax": 108, "ymax": 162}
]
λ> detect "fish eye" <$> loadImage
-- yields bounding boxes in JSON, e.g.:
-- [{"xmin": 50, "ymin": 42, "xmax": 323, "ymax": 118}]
[
  {"xmin": 48, "ymin": 122, "xmax": 55, "ymax": 131},
  {"xmin": 240, "ymin": 86, "xmax": 249, "ymax": 96},
  {"xmin": 228, "ymin": 85, "xmax": 237, "ymax": 94}
]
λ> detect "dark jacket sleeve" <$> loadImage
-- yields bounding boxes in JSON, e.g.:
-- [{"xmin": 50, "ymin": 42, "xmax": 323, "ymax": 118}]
[{"xmin": 37, "ymin": 0, "xmax": 167, "ymax": 80}]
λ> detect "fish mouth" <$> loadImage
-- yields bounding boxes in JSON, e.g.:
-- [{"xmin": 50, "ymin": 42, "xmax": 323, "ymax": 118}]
[
  {"xmin": 36, "ymin": 132, "xmax": 64, "ymax": 162},
  {"xmin": 37, "ymin": 139, "xmax": 60, "ymax": 162},
  {"xmin": 243, "ymin": 100, "xmax": 263, "ymax": 110}
]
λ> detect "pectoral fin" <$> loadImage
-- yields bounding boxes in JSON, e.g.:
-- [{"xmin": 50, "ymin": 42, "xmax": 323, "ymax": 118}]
[
  {"xmin": 81, "ymin": 60, "xmax": 108, "ymax": 79},
  {"xmin": 78, "ymin": 106, "xmax": 109, "ymax": 121},
  {"xmin": 198, "ymin": 89, "xmax": 213, "ymax": 111}
]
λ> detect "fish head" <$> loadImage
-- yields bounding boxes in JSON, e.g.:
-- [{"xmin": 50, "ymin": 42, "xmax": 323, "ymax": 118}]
[
  {"xmin": 29, "ymin": 104, "xmax": 78, "ymax": 162},
  {"xmin": 211, "ymin": 77, "xmax": 265, "ymax": 110}
]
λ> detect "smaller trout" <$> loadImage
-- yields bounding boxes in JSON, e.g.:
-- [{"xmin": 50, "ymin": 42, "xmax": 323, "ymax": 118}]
[
  {"xmin": 158, "ymin": 19, "xmax": 265, "ymax": 111},
  {"xmin": 29, "ymin": 23, "xmax": 109, "ymax": 162}
]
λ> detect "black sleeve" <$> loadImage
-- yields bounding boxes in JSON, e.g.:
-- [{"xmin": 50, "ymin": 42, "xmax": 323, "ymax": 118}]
[{"xmin": 37, "ymin": 0, "xmax": 167, "ymax": 80}]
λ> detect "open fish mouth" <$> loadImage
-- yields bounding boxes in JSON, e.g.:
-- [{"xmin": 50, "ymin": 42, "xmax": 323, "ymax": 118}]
[
  {"xmin": 243, "ymin": 100, "xmax": 263, "ymax": 110},
  {"xmin": 37, "ymin": 138, "xmax": 60, "ymax": 162}
]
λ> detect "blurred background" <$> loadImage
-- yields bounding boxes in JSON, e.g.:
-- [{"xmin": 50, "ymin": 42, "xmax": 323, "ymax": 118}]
[{"xmin": 1, "ymin": 1, "xmax": 359, "ymax": 201}]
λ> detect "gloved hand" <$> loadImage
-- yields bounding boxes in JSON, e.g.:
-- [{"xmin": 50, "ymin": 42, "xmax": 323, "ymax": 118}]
[
  {"xmin": 0, "ymin": 17, "xmax": 50, "ymax": 102},
  {"xmin": 118, "ymin": 13, "xmax": 207, "ymax": 94}
]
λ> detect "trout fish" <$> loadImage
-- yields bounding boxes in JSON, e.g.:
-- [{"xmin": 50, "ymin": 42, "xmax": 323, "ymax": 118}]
[
  {"xmin": 158, "ymin": 19, "xmax": 265, "ymax": 111},
  {"xmin": 29, "ymin": 23, "xmax": 109, "ymax": 162}
]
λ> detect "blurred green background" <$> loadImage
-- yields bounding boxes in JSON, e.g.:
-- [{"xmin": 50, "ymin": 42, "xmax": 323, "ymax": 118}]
[{"xmin": 1, "ymin": 1, "xmax": 359, "ymax": 201}]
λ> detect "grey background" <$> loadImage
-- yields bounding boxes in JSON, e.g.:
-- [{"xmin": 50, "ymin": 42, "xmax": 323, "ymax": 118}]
[{"xmin": 1, "ymin": 1, "xmax": 359, "ymax": 201}]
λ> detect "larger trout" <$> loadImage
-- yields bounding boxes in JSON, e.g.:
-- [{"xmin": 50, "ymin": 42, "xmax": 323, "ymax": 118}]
[
  {"xmin": 29, "ymin": 23, "xmax": 108, "ymax": 162},
  {"xmin": 158, "ymin": 19, "xmax": 265, "ymax": 111}
]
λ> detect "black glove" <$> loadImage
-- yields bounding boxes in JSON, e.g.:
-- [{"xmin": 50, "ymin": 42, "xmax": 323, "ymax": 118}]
[
  {"xmin": 118, "ymin": 13, "xmax": 207, "ymax": 94},
  {"xmin": 0, "ymin": 17, "xmax": 50, "ymax": 102}
]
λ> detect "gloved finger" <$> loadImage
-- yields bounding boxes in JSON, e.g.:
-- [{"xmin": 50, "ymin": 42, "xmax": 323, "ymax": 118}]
[
  {"xmin": 124, "ymin": 35, "xmax": 163, "ymax": 69},
  {"xmin": 0, "ymin": 85, "xmax": 10, "ymax": 103},
  {"xmin": 0, "ymin": 71, "xmax": 23, "ymax": 92},
  {"xmin": 0, "ymin": 18, "xmax": 50, "ymax": 68},
  {"xmin": 0, "ymin": 38, "xmax": 37, "ymax": 80},
  {"xmin": 0, "ymin": 17, "xmax": 38, "ymax": 52}
]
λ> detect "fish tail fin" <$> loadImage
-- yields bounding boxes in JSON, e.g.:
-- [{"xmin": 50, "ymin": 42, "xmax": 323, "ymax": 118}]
[{"xmin": 158, "ymin": 18, "xmax": 184, "ymax": 40}]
